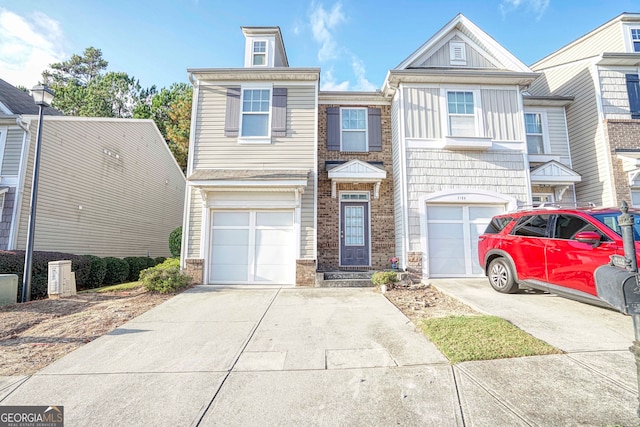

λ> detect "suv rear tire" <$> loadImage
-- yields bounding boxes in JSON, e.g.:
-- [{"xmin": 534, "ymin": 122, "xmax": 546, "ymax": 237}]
[{"xmin": 488, "ymin": 258, "xmax": 519, "ymax": 294}]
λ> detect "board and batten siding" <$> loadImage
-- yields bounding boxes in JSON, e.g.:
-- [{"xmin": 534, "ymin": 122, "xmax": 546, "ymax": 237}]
[
  {"xmin": 16, "ymin": 118, "xmax": 186, "ymax": 257},
  {"xmin": 481, "ymin": 89, "xmax": 522, "ymax": 141},
  {"xmin": 532, "ymin": 21, "xmax": 625, "ymax": 70},
  {"xmin": 193, "ymin": 84, "xmax": 316, "ymax": 169},
  {"xmin": 416, "ymin": 35, "xmax": 497, "ymax": 69},
  {"xmin": 1, "ymin": 127, "xmax": 25, "ymax": 176},
  {"xmin": 405, "ymin": 149, "xmax": 528, "ymax": 252},
  {"xmin": 599, "ymin": 67, "xmax": 634, "ymax": 119},
  {"xmin": 403, "ymin": 88, "xmax": 441, "ymax": 139},
  {"xmin": 391, "ymin": 96, "xmax": 405, "ymax": 267}
]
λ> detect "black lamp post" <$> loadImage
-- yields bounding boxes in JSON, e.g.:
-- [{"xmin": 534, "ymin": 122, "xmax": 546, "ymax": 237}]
[{"xmin": 21, "ymin": 85, "xmax": 54, "ymax": 303}]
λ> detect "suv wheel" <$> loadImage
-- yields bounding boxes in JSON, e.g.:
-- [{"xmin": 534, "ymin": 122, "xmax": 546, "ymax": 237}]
[{"xmin": 488, "ymin": 258, "xmax": 519, "ymax": 294}]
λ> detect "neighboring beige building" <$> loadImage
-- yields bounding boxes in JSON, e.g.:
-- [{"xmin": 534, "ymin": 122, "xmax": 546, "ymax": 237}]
[
  {"xmin": 182, "ymin": 27, "xmax": 319, "ymax": 285},
  {"xmin": 0, "ymin": 80, "xmax": 186, "ymax": 257},
  {"xmin": 530, "ymin": 12, "xmax": 640, "ymax": 207}
]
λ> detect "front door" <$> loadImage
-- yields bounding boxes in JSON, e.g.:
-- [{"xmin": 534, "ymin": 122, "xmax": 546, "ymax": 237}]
[{"xmin": 340, "ymin": 202, "xmax": 369, "ymax": 266}]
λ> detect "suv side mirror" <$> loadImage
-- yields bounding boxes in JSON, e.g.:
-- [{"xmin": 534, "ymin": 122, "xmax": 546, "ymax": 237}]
[{"xmin": 575, "ymin": 231, "xmax": 601, "ymax": 247}]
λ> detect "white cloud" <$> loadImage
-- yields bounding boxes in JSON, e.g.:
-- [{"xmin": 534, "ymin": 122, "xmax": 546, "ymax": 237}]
[
  {"xmin": 351, "ymin": 57, "xmax": 377, "ymax": 91},
  {"xmin": 320, "ymin": 68, "xmax": 349, "ymax": 91},
  {"xmin": 499, "ymin": 0, "xmax": 550, "ymax": 20},
  {"xmin": 0, "ymin": 8, "xmax": 67, "ymax": 89},
  {"xmin": 309, "ymin": 2, "xmax": 346, "ymax": 62}
]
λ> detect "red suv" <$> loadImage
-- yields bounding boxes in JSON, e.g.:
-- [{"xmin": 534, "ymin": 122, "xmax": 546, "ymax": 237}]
[{"xmin": 477, "ymin": 206, "xmax": 640, "ymax": 306}]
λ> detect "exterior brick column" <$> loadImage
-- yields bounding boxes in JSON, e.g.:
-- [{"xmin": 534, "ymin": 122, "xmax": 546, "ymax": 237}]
[
  {"xmin": 184, "ymin": 258, "xmax": 204, "ymax": 285},
  {"xmin": 296, "ymin": 259, "xmax": 316, "ymax": 286},
  {"xmin": 406, "ymin": 252, "xmax": 423, "ymax": 283}
]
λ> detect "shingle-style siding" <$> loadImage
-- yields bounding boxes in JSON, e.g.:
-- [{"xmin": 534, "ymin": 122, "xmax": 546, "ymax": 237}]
[
  {"xmin": 2, "ymin": 127, "xmax": 24, "ymax": 176},
  {"xmin": 405, "ymin": 149, "xmax": 528, "ymax": 251},
  {"xmin": 481, "ymin": 89, "xmax": 522, "ymax": 140},
  {"xmin": 391, "ymin": 97, "xmax": 405, "ymax": 268},
  {"xmin": 532, "ymin": 20, "xmax": 625, "ymax": 70},
  {"xmin": 317, "ymin": 103, "xmax": 394, "ymax": 270},
  {"xmin": 417, "ymin": 37, "xmax": 497, "ymax": 69},
  {"xmin": 599, "ymin": 67, "xmax": 634, "ymax": 119},
  {"xmin": 0, "ymin": 187, "xmax": 15, "ymax": 250},
  {"xmin": 16, "ymin": 118, "xmax": 186, "ymax": 257},
  {"xmin": 604, "ymin": 120, "xmax": 640, "ymax": 206},
  {"xmin": 193, "ymin": 84, "xmax": 316, "ymax": 169},
  {"xmin": 530, "ymin": 61, "xmax": 613, "ymax": 205},
  {"xmin": 404, "ymin": 88, "xmax": 441, "ymax": 139}
]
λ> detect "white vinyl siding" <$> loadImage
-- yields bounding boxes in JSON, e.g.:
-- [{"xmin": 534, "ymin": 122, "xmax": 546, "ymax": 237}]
[
  {"xmin": 480, "ymin": 89, "xmax": 522, "ymax": 141},
  {"xmin": 405, "ymin": 149, "xmax": 528, "ymax": 252},
  {"xmin": 16, "ymin": 118, "xmax": 185, "ymax": 257},
  {"xmin": 403, "ymin": 88, "xmax": 441, "ymax": 139},
  {"xmin": 415, "ymin": 35, "xmax": 498, "ymax": 69},
  {"xmin": 187, "ymin": 187, "xmax": 203, "ymax": 258},
  {"xmin": 1, "ymin": 127, "xmax": 24, "ymax": 176},
  {"xmin": 599, "ymin": 67, "xmax": 635, "ymax": 119}
]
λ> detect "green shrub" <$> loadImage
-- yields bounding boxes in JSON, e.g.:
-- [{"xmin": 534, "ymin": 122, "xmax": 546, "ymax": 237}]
[
  {"xmin": 169, "ymin": 226, "xmax": 182, "ymax": 258},
  {"xmin": 84, "ymin": 255, "xmax": 107, "ymax": 289},
  {"xmin": 144, "ymin": 257, "xmax": 156, "ymax": 269},
  {"xmin": 371, "ymin": 271, "xmax": 399, "ymax": 288},
  {"xmin": 140, "ymin": 258, "xmax": 190, "ymax": 294},
  {"xmin": 154, "ymin": 256, "xmax": 166, "ymax": 265},
  {"xmin": 124, "ymin": 257, "xmax": 154, "ymax": 282},
  {"xmin": 103, "ymin": 257, "xmax": 130, "ymax": 285},
  {"xmin": 0, "ymin": 250, "xmax": 93, "ymax": 300}
]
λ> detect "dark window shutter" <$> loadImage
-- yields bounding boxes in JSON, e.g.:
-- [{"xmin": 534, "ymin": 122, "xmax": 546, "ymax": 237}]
[
  {"xmin": 224, "ymin": 87, "xmax": 241, "ymax": 136},
  {"xmin": 271, "ymin": 88, "xmax": 287, "ymax": 137},
  {"xmin": 327, "ymin": 107, "xmax": 340, "ymax": 150},
  {"xmin": 368, "ymin": 108, "xmax": 382, "ymax": 152},
  {"xmin": 626, "ymin": 74, "xmax": 640, "ymax": 119}
]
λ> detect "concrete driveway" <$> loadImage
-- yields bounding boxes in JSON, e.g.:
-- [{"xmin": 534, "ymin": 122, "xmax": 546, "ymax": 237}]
[{"xmin": 1, "ymin": 284, "xmax": 638, "ymax": 426}]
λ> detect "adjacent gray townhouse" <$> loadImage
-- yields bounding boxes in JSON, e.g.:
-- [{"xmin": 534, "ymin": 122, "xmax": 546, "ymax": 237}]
[
  {"xmin": 0, "ymin": 78, "xmax": 186, "ymax": 257},
  {"xmin": 182, "ymin": 16, "xmax": 581, "ymax": 285},
  {"xmin": 530, "ymin": 12, "xmax": 640, "ymax": 208}
]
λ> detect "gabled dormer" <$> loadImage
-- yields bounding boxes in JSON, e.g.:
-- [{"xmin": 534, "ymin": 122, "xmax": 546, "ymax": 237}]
[{"xmin": 241, "ymin": 27, "xmax": 289, "ymax": 68}]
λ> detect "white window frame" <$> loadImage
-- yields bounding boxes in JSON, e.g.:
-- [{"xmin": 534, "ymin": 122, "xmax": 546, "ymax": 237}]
[
  {"xmin": 238, "ymin": 84, "xmax": 272, "ymax": 144},
  {"xmin": 524, "ymin": 110, "xmax": 551, "ymax": 155},
  {"xmin": 252, "ymin": 40, "xmax": 268, "ymax": 66},
  {"xmin": 532, "ymin": 193, "xmax": 554, "ymax": 207},
  {"xmin": 623, "ymin": 24, "xmax": 640, "ymax": 53},
  {"xmin": 449, "ymin": 41, "xmax": 467, "ymax": 65},
  {"xmin": 444, "ymin": 89, "xmax": 480, "ymax": 137},
  {"xmin": 0, "ymin": 127, "xmax": 7, "ymax": 172},
  {"xmin": 340, "ymin": 107, "xmax": 368, "ymax": 152},
  {"xmin": 631, "ymin": 189, "xmax": 640, "ymax": 207}
]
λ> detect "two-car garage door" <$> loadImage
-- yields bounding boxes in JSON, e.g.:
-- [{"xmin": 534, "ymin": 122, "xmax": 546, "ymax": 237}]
[
  {"xmin": 426, "ymin": 204, "xmax": 505, "ymax": 277},
  {"xmin": 209, "ymin": 211, "xmax": 295, "ymax": 284}
]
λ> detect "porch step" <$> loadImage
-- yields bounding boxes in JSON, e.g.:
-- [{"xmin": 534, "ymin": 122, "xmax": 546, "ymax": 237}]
[{"xmin": 317, "ymin": 271, "xmax": 374, "ymax": 288}]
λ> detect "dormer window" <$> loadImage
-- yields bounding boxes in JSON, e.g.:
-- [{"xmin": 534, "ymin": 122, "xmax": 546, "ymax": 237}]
[
  {"xmin": 450, "ymin": 41, "xmax": 466, "ymax": 65},
  {"xmin": 632, "ymin": 29, "xmax": 640, "ymax": 52},
  {"xmin": 252, "ymin": 41, "xmax": 267, "ymax": 66}
]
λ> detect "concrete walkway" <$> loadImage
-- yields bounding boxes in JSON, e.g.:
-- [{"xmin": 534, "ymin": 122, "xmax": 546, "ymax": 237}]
[{"xmin": 1, "ymin": 284, "xmax": 638, "ymax": 426}]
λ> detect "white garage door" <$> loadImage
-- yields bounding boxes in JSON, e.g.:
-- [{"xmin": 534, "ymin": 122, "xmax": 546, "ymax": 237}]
[
  {"xmin": 209, "ymin": 211, "xmax": 295, "ymax": 284},
  {"xmin": 427, "ymin": 204, "xmax": 504, "ymax": 277}
]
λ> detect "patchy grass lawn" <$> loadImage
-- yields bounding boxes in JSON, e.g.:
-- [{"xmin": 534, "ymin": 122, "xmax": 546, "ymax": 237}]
[
  {"xmin": 420, "ymin": 315, "xmax": 562, "ymax": 364},
  {"xmin": 79, "ymin": 281, "xmax": 142, "ymax": 293}
]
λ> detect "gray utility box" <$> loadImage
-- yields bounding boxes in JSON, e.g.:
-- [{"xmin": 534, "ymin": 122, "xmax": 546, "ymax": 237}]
[
  {"xmin": 594, "ymin": 264, "xmax": 640, "ymax": 315},
  {"xmin": 0, "ymin": 274, "xmax": 18, "ymax": 306},
  {"xmin": 48, "ymin": 260, "xmax": 76, "ymax": 298}
]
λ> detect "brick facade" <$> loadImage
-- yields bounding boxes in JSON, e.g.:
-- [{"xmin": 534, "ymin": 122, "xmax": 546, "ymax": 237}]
[
  {"xmin": 295, "ymin": 259, "xmax": 316, "ymax": 286},
  {"xmin": 406, "ymin": 252, "xmax": 423, "ymax": 283},
  {"xmin": 317, "ymin": 103, "xmax": 395, "ymax": 271},
  {"xmin": 605, "ymin": 119, "xmax": 640, "ymax": 206},
  {"xmin": 184, "ymin": 258, "xmax": 204, "ymax": 285}
]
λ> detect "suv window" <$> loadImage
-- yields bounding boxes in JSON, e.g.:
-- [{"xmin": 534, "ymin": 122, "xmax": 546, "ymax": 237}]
[
  {"xmin": 484, "ymin": 216, "xmax": 513, "ymax": 234},
  {"xmin": 592, "ymin": 212, "xmax": 640, "ymax": 240},
  {"xmin": 553, "ymin": 214, "xmax": 603, "ymax": 240},
  {"xmin": 511, "ymin": 214, "xmax": 550, "ymax": 237}
]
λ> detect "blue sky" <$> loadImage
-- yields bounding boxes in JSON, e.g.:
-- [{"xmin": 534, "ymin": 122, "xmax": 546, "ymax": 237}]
[{"xmin": 1, "ymin": 0, "xmax": 638, "ymax": 92}]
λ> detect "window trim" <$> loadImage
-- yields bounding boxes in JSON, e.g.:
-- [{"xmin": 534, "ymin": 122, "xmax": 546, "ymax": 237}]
[
  {"xmin": 623, "ymin": 24, "xmax": 640, "ymax": 53},
  {"xmin": 532, "ymin": 193, "xmax": 554, "ymax": 207},
  {"xmin": 238, "ymin": 84, "xmax": 272, "ymax": 144},
  {"xmin": 251, "ymin": 39, "xmax": 269, "ymax": 67},
  {"xmin": 444, "ymin": 89, "xmax": 480, "ymax": 137},
  {"xmin": 340, "ymin": 107, "xmax": 368, "ymax": 152},
  {"xmin": 631, "ymin": 189, "xmax": 640, "ymax": 207},
  {"xmin": 524, "ymin": 110, "xmax": 551, "ymax": 155}
]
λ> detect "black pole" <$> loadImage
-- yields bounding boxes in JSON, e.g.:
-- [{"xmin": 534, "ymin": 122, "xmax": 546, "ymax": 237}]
[{"xmin": 21, "ymin": 104, "xmax": 45, "ymax": 303}]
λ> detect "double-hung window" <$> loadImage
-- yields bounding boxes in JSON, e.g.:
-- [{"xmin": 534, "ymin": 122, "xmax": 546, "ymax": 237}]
[
  {"xmin": 241, "ymin": 88, "xmax": 271, "ymax": 138},
  {"xmin": 252, "ymin": 41, "xmax": 267, "ymax": 66},
  {"xmin": 341, "ymin": 108, "xmax": 367, "ymax": 152},
  {"xmin": 632, "ymin": 29, "xmax": 640, "ymax": 52},
  {"xmin": 525, "ymin": 113, "xmax": 545, "ymax": 154},
  {"xmin": 447, "ymin": 91, "xmax": 475, "ymax": 137}
]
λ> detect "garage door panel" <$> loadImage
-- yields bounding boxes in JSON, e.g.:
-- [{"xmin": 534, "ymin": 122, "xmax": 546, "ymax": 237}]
[
  {"xmin": 469, "ymin": 206, "xmax": 504, "ymax": 219},
  {"xmin": 429, "ymin": 258, "xmax": 466, "ymax": 275},
  {"xmin": 257, "ymin": 211, "xmax": 293, "ymax": 226},
  {"xmin": 427, "ymin": 206, "xmax": 463, "ymax": 220},
  {"xmin": 212, "ymin": 267, "xmax": 249, "ymax": 282},
  {"xmin": 427, "ymin": 223, "xmax": 464, "ymax": 239},
  {"xmin": 255, "ymin": 230, "xmax": 292, "ymax": 265},
  {"xmin": 213, "ymin": 212, "xmax": 250, "ymax": 226}
]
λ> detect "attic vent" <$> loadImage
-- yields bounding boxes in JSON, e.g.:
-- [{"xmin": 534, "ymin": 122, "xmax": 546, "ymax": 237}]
[{"xmin": 450, "ymin": 41, "xmax": 466, "ymax": 65}]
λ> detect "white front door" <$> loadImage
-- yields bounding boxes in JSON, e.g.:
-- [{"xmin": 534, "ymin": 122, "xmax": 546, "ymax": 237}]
[
  {"xmin": 209, "ymin": 210, "xmax": 294, "ymax": 284},
  {"xmin": 426, "ymin": 204, "xmax": 504, "ymax": 277}
]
